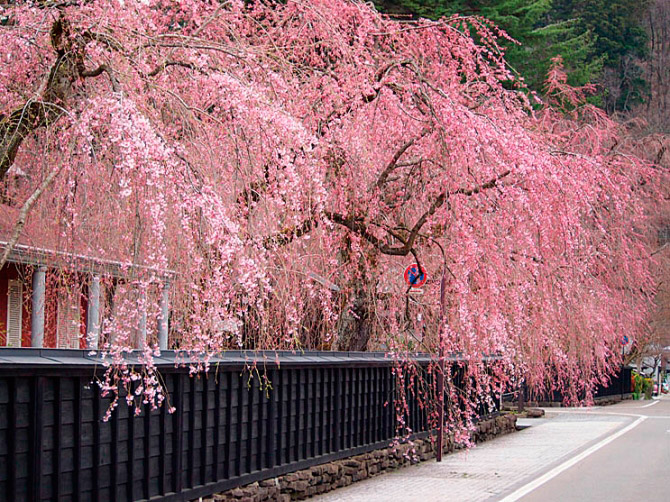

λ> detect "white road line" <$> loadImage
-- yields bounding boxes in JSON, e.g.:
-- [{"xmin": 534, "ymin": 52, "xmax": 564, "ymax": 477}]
[
  {"xmin": 639, "ymin": 400, "xmax": 660, "ymax": 408},
  {"xmin": 497, "ymin": 416, "xmax": 647, "ymax": 502}
]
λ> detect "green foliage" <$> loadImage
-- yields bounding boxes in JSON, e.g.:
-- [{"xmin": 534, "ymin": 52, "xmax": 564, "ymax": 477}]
[
  {"xmin": 554, "ymin": 0, "xmax": 650, "ymax": 111},
  {"xmin": 633, "ymin": 371, "xmax": 643, "ymax": 399},
  {"xmin": 632, "ymin": 371, "xmax": 654, "ymax": 399},
  {"xmin": 374, "ymin": 1, "xmax": 601, "ymax": 97},
  {"xmin": 373, "ymin": 0, "xmax": 650, "ymax": 111}
]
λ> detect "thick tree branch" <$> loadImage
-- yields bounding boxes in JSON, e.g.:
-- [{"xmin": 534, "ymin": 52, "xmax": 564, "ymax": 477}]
[
  {"xmin": 0, "ymin": 100, "xmax": 66, "ymax": 181},
  {"xmin": 146, "ymin": 60, "xmax": 197, "ymax": 77},
  {"xmin": 263, "ymin": 219, "xmax": 317, "ymax": 248},
  {"xmin": 0, "ymin": 18, "xmax": 77, "ymax": 180},
  {"xmin": 79, "ymin": 63, "xmax": 120, "ymax": 92},
  {"xmin": 376, "ymin": 128, "xmax": 430, "ymax": 189},
  {"xmin": 326, "ymin": 170, "xmax": 511, "ymax": 257}
]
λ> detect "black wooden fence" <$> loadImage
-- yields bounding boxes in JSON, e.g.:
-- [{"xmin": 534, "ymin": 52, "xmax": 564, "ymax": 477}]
[
  {"xmin": 595, "ymin": 366, "xmax": 633, "ymax": 398},
  {"xmin": 509, "ymin": 366, "xmax": 633, "ymax": 404},
  {"xmin": 0, "ymin": 349, "xmax": 494, "ymax": 502}
]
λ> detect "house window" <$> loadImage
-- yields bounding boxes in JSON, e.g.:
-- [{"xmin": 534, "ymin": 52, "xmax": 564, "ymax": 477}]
[
  {"xmin": 57, "ymin": 290, "xmax": 81, "ymax": 349},
  {"xmin": 6, "ymin": 280, "xmax": 22, "ymax": 347},
  {"xmin": 659, "ymin": 225, "xmax": 670, "ymax": 246}
]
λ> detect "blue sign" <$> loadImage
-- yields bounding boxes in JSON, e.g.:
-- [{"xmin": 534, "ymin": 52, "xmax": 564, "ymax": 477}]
[{"xmin": 404, "ymin": 264, "xmax": 427, "ymax": 287}]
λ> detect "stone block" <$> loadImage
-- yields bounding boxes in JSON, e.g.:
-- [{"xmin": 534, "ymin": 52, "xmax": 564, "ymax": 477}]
[
  {"xmin": 287, "ymin": 480, "xmax": 309, "ymax": 492},
  {"xmin": 323, "ymin": 464, "xmax": 339, "ymax": 475}
]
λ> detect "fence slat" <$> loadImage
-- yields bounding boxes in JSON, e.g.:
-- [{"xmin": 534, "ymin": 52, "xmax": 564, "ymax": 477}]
[
  {"xmin": 301, "ymin": 369, "xmax": 308, "ymax": 460},
  {"xmin": 128, "ymin": 393, "xmax": 135, "ymax": 501},
  {"xmin": 160, "ymin": 388, "xmax": 167, "ymax": 496},
  {"xmin": 30, "ymin": 376, "xmax": 44, "ymax": 502},
  {"xmin": 276, "ymin": 369, "xmax": 284, "ymax": 466},
  {"xmin": 213, "ymin": 373, "xmax": 221, "ymax": 481},
  {"xmin": 286, "ymin": 369, "xmax": 293, "ymax": 464},
  {"xmin": 333, "ymin": 367, "xmax": 340, "ymax": 452},
  {"xmin": 188, "ymin": 376, "xmax": 196, "ymax": 488},
  {"xmin": 246, "ymin": 376, "xmax": 254, "ymax": 474},
  {"xmin": 311, "ymin": 368, "xmax": 317, "ymax": 458},
  {"xmin": 53, "ymin": 378, "xmax": 62, "ymax": 501},
  {"xmin": 266, "ymin": 369, "xmax": 276, "ymax": 469},
  {"xmin": 257, "ymin": 375, "xmax": 264, "ymax": 472},
  {"xmin": 143, "ymin": 399, "xmax": 151, "ymax": 499},
  {"xmin": 319, "ymin": 368, "xmax": 326, "ymax": 456},
  {"xmin": 74, "ymin": 378, "xmax": 83, "ymax": 502},
  {"xmin": 173, "ymin": 373, "xmax": 184, "ymax": 494},
  {"xmin": 235, "ymin": 372, "xmax": 244, "ymax": 477},
  {"xmin": 110, "ymin": 391, "xmax": 119, "ymax": 502},
  {"xmin": 225, "ymin": 372, "xmax": 233, "ymax": 480},
  {"xmin": 201, "ymin": 376, "xmax": 209, "ymax": 486}
]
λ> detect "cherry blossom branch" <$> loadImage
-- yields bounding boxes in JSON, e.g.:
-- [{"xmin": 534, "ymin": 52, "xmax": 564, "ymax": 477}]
[
  {"xmin": 0, "ymin": 17, "xmax": 78, "ymax": 179},
  {"xmin": 0, "ymin": 100, "xmax": 65, "ymax": 180},
  {"xmin": 146, "ymin": 61, "xmax": 197, "ymax": 77},
  {"xmin": 79, "ymin": 63, "xmax": 120, "ymax": 92},
  {"xmin": 376, "ymin": 129, "xmax": 431, "ymax": 189},
  {"xmin": 262, "ymin": 219, "xmax": 317, "ymax": 249},
  {"xmin": 326, "ymin": 170, "xmax": 511, "ymax": 257},
  {"xmin": 0, "ymin": 160, "xmax": 65, "ymax": 268}
]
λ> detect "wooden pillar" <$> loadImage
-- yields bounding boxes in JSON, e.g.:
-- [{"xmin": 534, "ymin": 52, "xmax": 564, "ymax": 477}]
[
  {"xmin": 158, "ymin": 281, "xmax": 170, "ymax": 351},
  {"xmin": 137, "ymin": 287, "xmax": 147, "ymax": 349},
  {"xmin": 31, "ymin": 266, "xmax": 46, "ymax": 348},
  {"xmin": 86, "ymin": 275, "xmax": 101, "ymax": 350}
]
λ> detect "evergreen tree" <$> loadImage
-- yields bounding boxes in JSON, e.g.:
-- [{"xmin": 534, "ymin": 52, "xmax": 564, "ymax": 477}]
[
  {"xmin": 555, "ymin": 0, "xmax": 650, "ymax": 112},
  {"xmin": 374, "ymin": 1, "xmax": 651, "ymax": 111},
  {"xmin": 374, "ymin": 1, "xmax": 601, "ymax": 95}
]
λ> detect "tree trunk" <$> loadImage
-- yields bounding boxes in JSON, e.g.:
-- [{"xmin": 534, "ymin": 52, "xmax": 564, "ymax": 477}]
[{"xmin": 335, "ymin": 288, "xmax": 371, "ymax": 351}]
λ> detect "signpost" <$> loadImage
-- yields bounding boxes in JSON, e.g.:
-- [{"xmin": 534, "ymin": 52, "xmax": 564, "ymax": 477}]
[
  {"xmin": 621, "ymin": 335, "xmax": 633, "ymax": 399},
  {"xmin": 436, "ymin": 270, "xmax": 446, "ymax": 462}
]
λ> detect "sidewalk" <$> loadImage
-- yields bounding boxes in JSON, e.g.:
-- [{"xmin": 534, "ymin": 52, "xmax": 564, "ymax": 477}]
[{"xmin": 312, "ymin": 411, "xmax": 632, "ymax": 502}]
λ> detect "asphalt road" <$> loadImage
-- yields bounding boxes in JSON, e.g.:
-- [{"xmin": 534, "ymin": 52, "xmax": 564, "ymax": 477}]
[
  {"xmin": 312, "ymin": 396, "xmax": 670, "ymax": 502},
  {"xmin": 513, "ymin": 396, "xmax": 670, "ymax": 502}
]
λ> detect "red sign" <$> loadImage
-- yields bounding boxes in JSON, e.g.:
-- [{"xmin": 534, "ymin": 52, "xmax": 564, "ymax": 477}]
[{"xmin": 404, "ymin": 264, "xmax": 427, "ymax": 287}]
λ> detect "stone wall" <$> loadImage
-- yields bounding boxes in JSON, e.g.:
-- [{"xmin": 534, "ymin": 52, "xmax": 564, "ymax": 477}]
[
  {"xmin": 201, "ymin": 414, "xmax": 517, "ymax": 502},
  {"xmin": 528, "ymin": 393, "xmax": 633, "ymax": 408}
]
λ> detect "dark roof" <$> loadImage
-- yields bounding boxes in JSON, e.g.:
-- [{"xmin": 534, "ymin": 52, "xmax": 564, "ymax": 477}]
[{"xmin": 0, "ymin": 348, "xmax": 500, "ymax": 372}]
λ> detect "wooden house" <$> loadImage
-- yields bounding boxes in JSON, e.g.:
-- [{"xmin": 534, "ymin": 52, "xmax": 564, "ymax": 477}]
[{"xmin": 1, "ymin": 241, "xmax": 172, "ymax": 350}]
